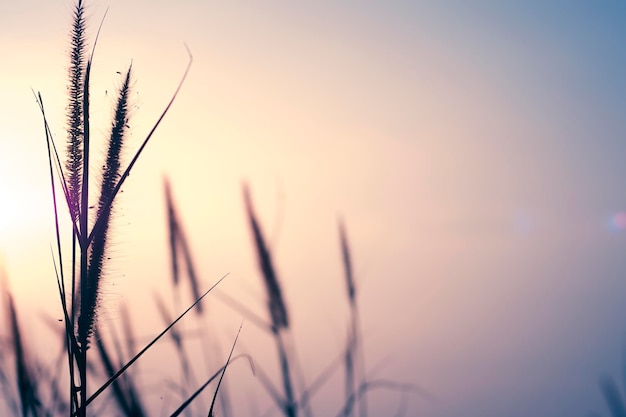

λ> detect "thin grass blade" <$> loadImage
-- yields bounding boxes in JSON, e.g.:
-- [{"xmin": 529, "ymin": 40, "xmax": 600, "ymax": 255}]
[
  {"xmin": 208, "ymin": 322, "xmax": 243, "ymax": 417},
  {"xmin": 88, "ymin": 47, "xmax": 193, "ymax": 247},
  {"xmin": 215, "ymin": 289, "xmax": 272, "ymax": 333},
  {"xmin": 94, "ymin": 329, "xmax": 133, "ymax": 416},
  {"xmin": 83, "ymin": 274, "xmax": 228, "ymax": 408},
  {"xmin": 169, "ymin": 354, "xmax": 254, "ymax": 417}
]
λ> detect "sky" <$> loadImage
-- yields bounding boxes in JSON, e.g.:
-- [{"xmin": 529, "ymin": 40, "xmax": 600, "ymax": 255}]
[{"xmin": 2, "ymin": 1, "xmax": 626, "ymax": 416}]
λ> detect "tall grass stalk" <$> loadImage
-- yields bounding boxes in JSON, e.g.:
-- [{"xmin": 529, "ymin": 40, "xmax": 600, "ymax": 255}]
[
  {"xmin": 63, "ymin": 2, "xmax": 87, "ymax": 412},
  {"xmin": 35, "ymin": 89, "xmax": 79, "ymax": 416},
  {"xmin": 164, "ymin": 179, "xmax": 234, "ymax": 417},
  {"xmin": 164, "ymin": 178, "xmax": 203, "ymax": 314},
  {"xmin": 243, "ymin": 183, "xmax": 296, "ymax": 417},
  {"xmin": 338, "ymin": 218, "xmax": 366, "ymax": 417},
  {"xmin": 32, "ymin": 1, "xmax": 193, "ymax": 415}
]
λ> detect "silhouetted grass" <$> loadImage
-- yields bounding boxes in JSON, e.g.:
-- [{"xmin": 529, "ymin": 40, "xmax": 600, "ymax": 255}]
[
  {"xmin": 243, "ymin": 183, "xmax": 297, "ymax": 417},
  {"xmin": 80, "ymin": 64, "xmax": 132, "ymax": 355},
  {"xmin": 65, "ymin": 0, "xmax": 86, "ymax": 223},
  {"xmin": 6, "ymin": 291, "xmax": 41, "ymax": 417},
  {"xmin": 339, "ymin": 218, "xmax": 357, "ymax": 417},
  {"xmin": 0, "ymin": 1, "xmax": 412, "ymax": 416},
  {"xmin": 164, "ymin": 178, "xmax": 203, "ymax": 315},
  {"xmin": 30, "ymin": 0, "xmax": 196, "ymax": 415},
  {"xmin": 94, "ymin": 326, "xmax": 146, "ymax": 417},
  {"xmin": 243, "ymin": 183, "xmax": 289, "ymax": 332}
]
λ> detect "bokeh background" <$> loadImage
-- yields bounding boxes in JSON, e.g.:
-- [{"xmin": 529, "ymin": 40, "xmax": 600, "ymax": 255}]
[{"xmin": 2, "ymin": 1, "xmax": 626, "ymax": 416}]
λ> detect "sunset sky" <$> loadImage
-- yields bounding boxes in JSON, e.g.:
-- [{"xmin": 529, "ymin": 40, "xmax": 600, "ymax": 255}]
[{"xmin": 2, "ymin": 1, "xmax": 626, "ymax": 416}]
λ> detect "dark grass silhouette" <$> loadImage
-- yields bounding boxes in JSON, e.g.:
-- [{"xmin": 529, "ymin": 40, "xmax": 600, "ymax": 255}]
[
  {"xmin": 0, "ymin": 1, "xmax": 415, "ymax": 416},
  {"xmin": 339, "ymin": 218, "xmax": 366, "ymax": 417},
  {"xmin": 243, "ymin": 183, "xmax": 296, "ymax": 417},
  {"xmin": 29, "ymin": 0, "xmax": 198, "ymax": 415},
  {"xmin": 94, "ymin": 326, "xmax": 146, "ymax": 417},
  {"xmin": 6, "ymin": 291, "xmax": 41, "ymax": 417},
  {"xmin": 163, "ymin": 178, "xmax": 234, "ymax": 417}
]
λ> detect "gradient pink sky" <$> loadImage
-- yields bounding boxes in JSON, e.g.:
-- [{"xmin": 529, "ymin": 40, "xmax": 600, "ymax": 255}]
[{"xmin": 2, "ymin": 1, "xmax": 626, "ymax": 416}]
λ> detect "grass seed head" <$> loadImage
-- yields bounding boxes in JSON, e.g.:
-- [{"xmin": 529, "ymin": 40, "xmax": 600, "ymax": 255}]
[{"xmin": 243, "ymin": 183, "xmax": 289, "ymax": 331}]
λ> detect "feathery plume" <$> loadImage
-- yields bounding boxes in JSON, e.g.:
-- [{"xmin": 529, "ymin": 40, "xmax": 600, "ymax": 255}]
[
  {"xmin": 78, "ymin": 65, "xmax": 132, "ymax": 347},
  {"xmin": 65, "ymin": 0, "xmax": 86, "ymax": 221}
]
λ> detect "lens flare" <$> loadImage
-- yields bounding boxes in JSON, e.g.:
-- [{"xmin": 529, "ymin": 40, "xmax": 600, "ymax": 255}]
[{"xmin": 608, "ymin": 212, "xmax": 626, "ymax": 231}]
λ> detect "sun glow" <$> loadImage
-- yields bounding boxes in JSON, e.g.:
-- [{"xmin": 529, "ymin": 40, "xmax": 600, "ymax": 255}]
[
  {"xmin": 0, "ymin": 178, "xmax": 49, "ymax": 246},
  {"xmin": 0, "ymin": 193, "xmax": 22, "ymax": 246},
  {"xmin": 0, "ymin": 184, "xmax": 19, "ymax": 240}
]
